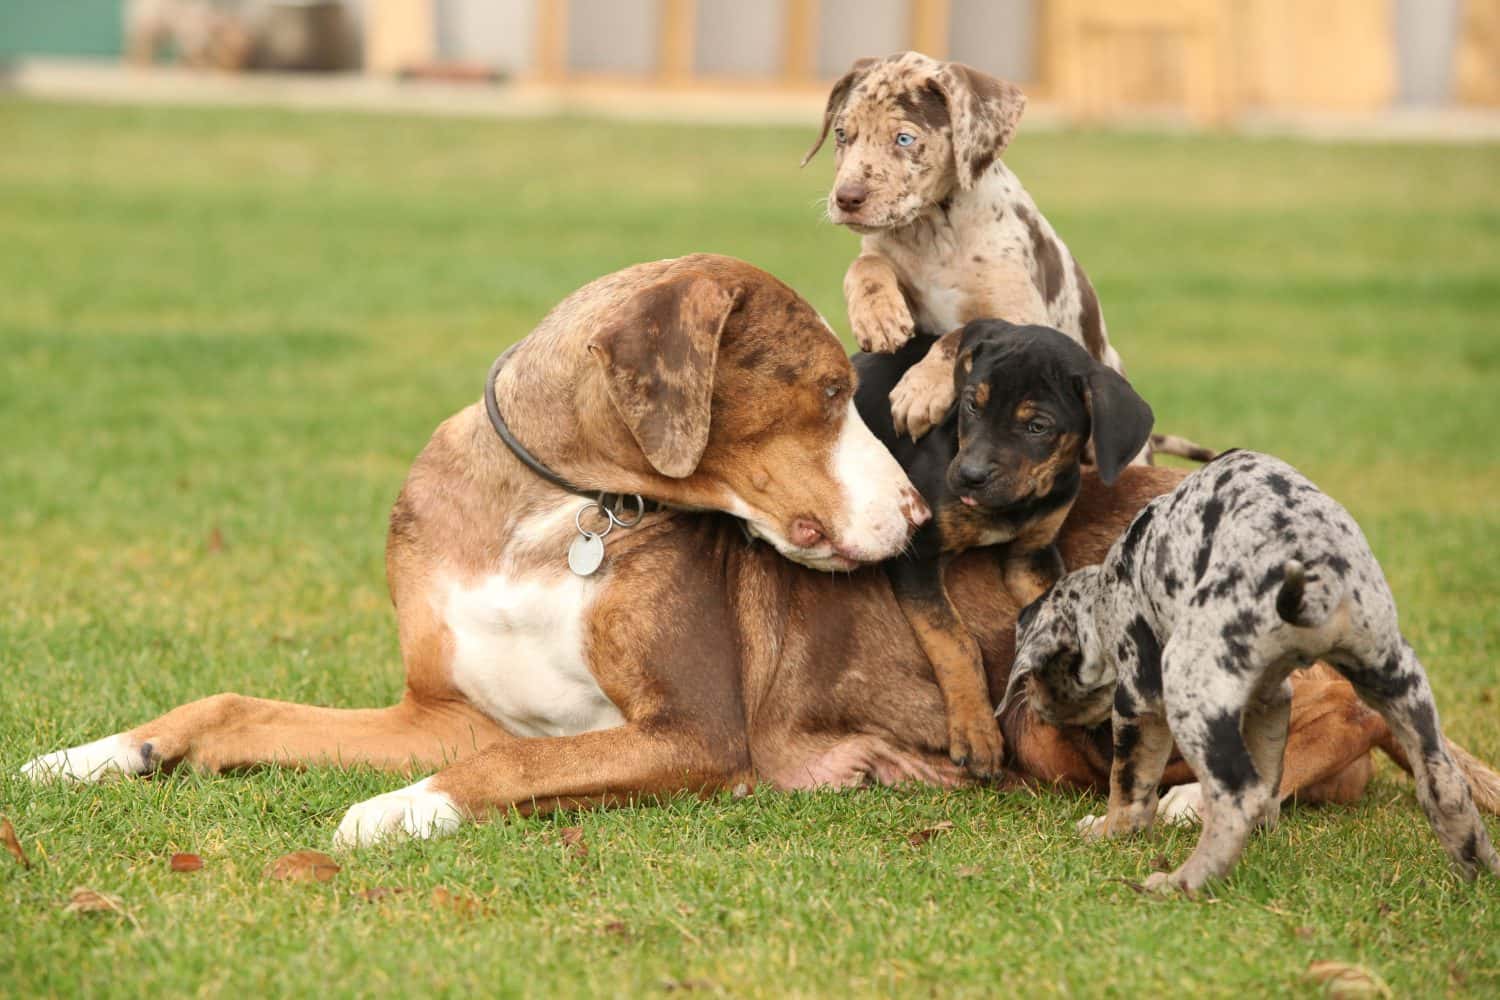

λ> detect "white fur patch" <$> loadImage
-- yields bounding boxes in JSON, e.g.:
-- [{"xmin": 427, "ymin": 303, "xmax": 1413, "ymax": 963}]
[
  {"xmin": 333, "ymin": 776, "xmax": 463, "ymax": 848},
  {"xmin": 829, "ymin": 399, "xmax": 915, "ymax": 561},
  {"xmin": 21, "ymin": 733, "xmax": 149, "ymax": 783},
  {"xmin": 443, "ymin": 572, "xmax": 625, "ymax": 739}
]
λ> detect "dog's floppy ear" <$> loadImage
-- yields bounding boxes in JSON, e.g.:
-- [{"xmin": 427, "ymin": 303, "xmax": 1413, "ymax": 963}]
[
  {"xmin": 1083, "ymin": 366, "xmax": 1154, "ymax": 486},
  {"xmin": 802, "ymin": 57, "xmax": 878, "ymax": 166},
  {"xmin": 931, "ymin": 62, "xmax": 1026, "ymax": 189},
  {"xmin": 588, "ymin": 271, "xmax": 739, "ymax": 479}
]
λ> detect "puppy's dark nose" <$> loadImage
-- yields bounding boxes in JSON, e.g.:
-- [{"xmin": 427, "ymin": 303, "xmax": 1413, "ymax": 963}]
[
  {"xmin": 956, "ymin": 458, "xmax": 992, "ymax": 491},
  {"xmin": 835, "ymin": 184, "xmax": 868, "ymax": 213}
]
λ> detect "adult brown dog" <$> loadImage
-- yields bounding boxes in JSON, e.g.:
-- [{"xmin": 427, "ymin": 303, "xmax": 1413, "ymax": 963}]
[{"xmin": 23, "ymin": 255, "xmax": 1487, "ymax": 845}]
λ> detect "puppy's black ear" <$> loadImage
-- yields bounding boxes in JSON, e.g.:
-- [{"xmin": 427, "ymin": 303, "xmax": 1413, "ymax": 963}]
[
  {"xmin": 1083, "ymin": 367, "xmax": 1154, "ymax": 485},
  {"xmin": 802, "ymin": 57, "xmax": 879, "ymax": 165}
]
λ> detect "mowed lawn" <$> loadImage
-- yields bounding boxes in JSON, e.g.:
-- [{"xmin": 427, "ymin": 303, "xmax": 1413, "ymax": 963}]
[{"xmin": 1, "ymin": 98, "xmax": 1498, "ymax": 997}]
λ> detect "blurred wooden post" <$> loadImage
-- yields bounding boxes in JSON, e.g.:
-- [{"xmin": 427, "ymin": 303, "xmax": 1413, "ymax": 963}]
[
  {"xmin": 782, "ymin": 0, "xmax": 817, "ymax": 86},
  {"xmin": 533, "ymin": 0, "xmax": 570, "ymax": 83},
  {"xmin": 909, "ymin": 0, "xmax": 951, "ymax": 59},
  {"xmin": 365, "ymin": 0, "xmax": 436, "ymax": 75},
  {"xmin": 658, "ymin": 0, "xmax": 697, "ymax": 84}
]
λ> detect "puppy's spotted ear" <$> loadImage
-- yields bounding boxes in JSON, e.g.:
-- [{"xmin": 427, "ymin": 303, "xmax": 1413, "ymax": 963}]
[
  {"xmin": 588, "ymin": 269, "xmax": 739, "ymax": 479},
  {"xmin": 1083, "ymin": 367, "xmax": 1154, "ymax": 486},
  {"xmin": 802, "ymin": 57, "xmax": 878, "ymax": 166},
  {"xmin": 931, "ymin": 63, "xmax": 1026, "ymax": 189}
]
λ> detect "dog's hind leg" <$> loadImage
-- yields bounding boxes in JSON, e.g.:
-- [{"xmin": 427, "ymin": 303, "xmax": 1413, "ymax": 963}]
[
  {"xmin": 1336, "ymin": 640, "xmax": 1500, "ymax": 879},
  {"xmin": 22, "ymin": 696, "xmax": 509, "ymax": 781},
  {"xmin": 1243, "ymin": 680, "xmax": 1292, "ymax": 830},
  {"xmin": 1143, "ymin": 633, "xmax": 1278, "ymax": 894}
]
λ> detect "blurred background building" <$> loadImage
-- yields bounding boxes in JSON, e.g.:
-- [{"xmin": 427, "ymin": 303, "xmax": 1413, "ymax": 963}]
[{"xmin": 2, "ymin": 0, "xmax": 1498, "ymax": 125}]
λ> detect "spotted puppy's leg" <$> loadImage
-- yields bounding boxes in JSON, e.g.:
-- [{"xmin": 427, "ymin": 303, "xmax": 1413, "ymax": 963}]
[
  {"xmin": 887, "ymin": 556, "xmax": 1004, "ymax": 778},
  {"xmin": 1144, "ymin": 631, "xmax": 1278, "ymax": 895},
  {"xmin": 889, "ymin": 327, "xmax": 962, "ymax": 441},
  {"xmin": 1242, "ymin": 679, "xmax": 1293, "ymax": 831},
  {"xmin": 1080, "ymin": 614, "xmax": 1172, "ymax": 840},
  {"xmin": 1337, "ymin": 640, "xmax": 1500, "ymax": 879},
  {"xmin": 844, "ymin": 252, "xmax": 914, "ymax": 353}
]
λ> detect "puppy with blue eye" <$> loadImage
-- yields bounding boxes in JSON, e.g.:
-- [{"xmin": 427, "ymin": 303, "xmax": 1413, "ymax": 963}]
[
  {"xmin": 1005, "ymin": 449, "xmax": 1500, "ymax": 894},
  {"xmin": 854, "ymin": 318, "xmax": 1155, "ymax": 778}
]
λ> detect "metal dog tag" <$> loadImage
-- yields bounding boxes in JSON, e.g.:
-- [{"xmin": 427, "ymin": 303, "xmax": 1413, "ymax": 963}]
[{"xmin": 567, "ymin": 532, "xmax": 605, "ymax": 576}]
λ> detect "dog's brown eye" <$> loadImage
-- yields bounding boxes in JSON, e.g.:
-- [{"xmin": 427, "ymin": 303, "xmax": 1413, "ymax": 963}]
[
  {"xmin": 834, "ymin": 128, "xmax": 847, "ymax": 144},
  {"xmin": 1026, "ymin": 418, "xmax": 1051, "ymax": 435}
]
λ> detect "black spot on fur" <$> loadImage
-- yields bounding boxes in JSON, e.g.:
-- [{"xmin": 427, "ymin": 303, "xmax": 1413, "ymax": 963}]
[
  {"xmin": 1323, "ymin": 553, "xmax": 1351, "ymax": 577},
  {"xmin": 1203, "ymin": 710, "xmax": 1258, "ymax": 795},
  {"xmin": 1462, "ymin": 832, "xmax": 1480, "ymax": 867},
  {"xmin": 1269, "ymin": 510, "xmax": 1291, "ymax": 534},
  {"xmin": 1266, "ymin": 473, "xmax": 1292, "ymax": 497},
  {"xmin": 1128, "ymin": 615, "xmax": 1162, "ymax": 699},
  {"xmin": 1115, "ymin": 506, "xmax": 1155, "ymax": 581},
  {"xmin": 1193, "ymin": 497, "xmax": 1224, "ymax": 583},
  {"xmin": 139, "ymin": 742, "xmax": 154, "ymax": 763},
  {"xmin": 1254, "ymin": 563, "xmax": 1286, "ymax": 598},
  {"xmin": 1344, "ymin": 650, "xmax": 1420, "ymax": 704},
  {"xmin": 1407, "ymin": 699, "xmax": 1443, "ymax": 759},
  {"xmin": 1163, "ymin": 571, "xmax": 1182, "ymax": 597},
  {"xmin": 1016, "ymin": 588, "xmax": 1052, "ymax": 632},
  {"xmin": 1214, "ymin": 468, "xmax": 1234, "ymax": 493},
  {"xmin": 1220, "ymin": 608, "xmax": 1258, "ymax": 666},
  {"xmin": 1114, "ymin": 684, "xmax": 1137, "ymax": 718},
  {"xmin": 1192, "ymin": 565, "xmax": 1244, "ymax": 607}
]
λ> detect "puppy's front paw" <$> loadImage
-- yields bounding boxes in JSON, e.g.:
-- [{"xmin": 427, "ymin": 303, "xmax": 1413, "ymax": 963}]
[
  {"xmin": 890, "ymin": 360, "xmax": 956, "ymax": 441},
  {"xmin": 333, "ymin": 778, "xmax": 463, "ymax": 849},
  {"xmin": 948, "ymin": 713, "xmax": 1005, "ymax": 780},
  {"xmin": 849, "ymin": 288, "xmax": 914, "ymax": 354}
]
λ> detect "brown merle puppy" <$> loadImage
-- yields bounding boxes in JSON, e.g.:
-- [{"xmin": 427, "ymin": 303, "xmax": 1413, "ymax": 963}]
[{"xmin": 854, "ymin": 318, "xmax": 1154, "ymax": 776}]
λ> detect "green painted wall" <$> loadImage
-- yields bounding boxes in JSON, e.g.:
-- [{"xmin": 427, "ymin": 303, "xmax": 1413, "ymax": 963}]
[{"xmin": 0, "ymin": 0, "xmax": 124, "ymax": 58}]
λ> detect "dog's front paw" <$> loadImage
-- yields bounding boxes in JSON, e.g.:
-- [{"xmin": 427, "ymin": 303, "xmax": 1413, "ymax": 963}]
[
  {"xmin": 21, "ymin": 734, "xmax": 153, "ymax": 783},
  {"xmin": 849, "ymin": 288, "xmax": 914, "ymax": 354},
  {"xmin": 1077, "ymin": 814, "xmax": 1109, "ymax": 840},
  {"xmin": 1157, "ymin": 783, "xmax": 1204, "ymax": 826},
  {"xmin": 890, "ymin": 359, "xmax": 957, "ymax": 441},
  {"xmin": 948, "ymin": 714, "xmax": 1005, "ymax": 780},
  {"xmin": 333, "ymin": 778, "xmax": 463, "ymax": 849}
]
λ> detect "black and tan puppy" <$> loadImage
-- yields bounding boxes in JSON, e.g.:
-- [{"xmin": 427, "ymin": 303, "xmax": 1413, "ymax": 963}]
[{"xmin": 854, "ymin": 319, "xmax": 1155, "ymax": 775}]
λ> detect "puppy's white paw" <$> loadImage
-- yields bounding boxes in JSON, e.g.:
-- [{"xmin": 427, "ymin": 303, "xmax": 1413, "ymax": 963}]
[
  {"xmin": 1158, "ymin": 783, "xmax": 1204, "ymax": 826},
  {"xmin": 21, "ymin": 734, "xmax": 151, "ymax": 783},
  {"xmin": 333, "ymin": 777, "xmax": 463, "ymax": 849},
  {"xmin": 1077, "ymin": 814, "xmax": 1109, "ymax": 840}
]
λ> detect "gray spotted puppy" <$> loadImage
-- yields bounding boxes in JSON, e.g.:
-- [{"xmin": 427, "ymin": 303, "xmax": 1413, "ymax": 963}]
[{"xmin": 1006, "ymin": 449, "xmax": 1500, "ymax": 894}]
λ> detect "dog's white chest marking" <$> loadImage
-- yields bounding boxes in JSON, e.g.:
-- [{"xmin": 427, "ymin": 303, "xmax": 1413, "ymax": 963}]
[{"xmin": 443, "ymin": 572, "xmax": 625, "ymax": 738}]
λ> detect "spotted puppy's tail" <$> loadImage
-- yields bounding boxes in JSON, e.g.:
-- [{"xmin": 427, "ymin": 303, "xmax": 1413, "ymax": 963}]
[
  {"xmin": 1275, "ymin": 560, "xmax": 1344, "ymax": 628},
  {"xmin": 1149, "ymin": 433, "xmax": 1217, "ymax": 463},
  {"xmin": 1446, "ymin": 739, "xmax": 1500, "ymax": 816}
]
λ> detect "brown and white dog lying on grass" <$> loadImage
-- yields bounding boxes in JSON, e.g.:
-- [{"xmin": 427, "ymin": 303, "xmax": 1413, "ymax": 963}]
[
  {"xmin": 21, "ymin": 255, "xmax": 1491, "ymax": 854},
  {"xmin": 804, "ymin": 50, "xmax": 1210, "ymax": 463}
]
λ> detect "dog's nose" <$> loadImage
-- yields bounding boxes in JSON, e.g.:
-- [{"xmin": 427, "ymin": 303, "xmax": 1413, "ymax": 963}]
[
  {"xmin": 835, "ymin": 184, "xmax": 868, "ymax": 213},
  {"xmin": 956, "ymin": 459, "xmax": 992, "ymax": 491},
  {"xmin": 789, "ymin": 518, "xmax": 828, "ymax": 549}
]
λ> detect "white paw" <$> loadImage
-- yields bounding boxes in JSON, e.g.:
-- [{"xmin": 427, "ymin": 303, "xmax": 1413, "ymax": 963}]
[
  {"xmin": 21, "ymin": 734, "xmax": 149, "ymax": 783},
  {"xmin": 333, "ymin": 777, "xmax": 463, "ymax": 849},
  {"xmin": 1077, "ymin": 814, "xmax": 1109, "ymax": 840},
  {"xmin": 1158, "ymin": 783, "xmax": 1204, "ymax": 826}
]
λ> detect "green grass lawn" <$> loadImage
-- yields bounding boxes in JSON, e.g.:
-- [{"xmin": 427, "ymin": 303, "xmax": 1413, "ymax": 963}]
[{"xmin": 1, "ymin": 98, "xmax": 1497, "ymax": 997}]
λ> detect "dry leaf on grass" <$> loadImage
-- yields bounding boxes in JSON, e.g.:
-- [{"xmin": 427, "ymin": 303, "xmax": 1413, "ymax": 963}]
[
  {"xmin": 430, "ymin": 886, "xmax": 488, "ymax": 917},
  {"xmin": 206, "ymin": 525, "xmax": 225, "ymax": 553},
  {"xmin": 905, "ymin": 820, "xmax": 955, "ymax": 846},
  {"xmin": 1305, "ymin": 961, "xmax": 1392, "ymax": 998},
  {"xmin": 661, "ymin": 977, "xmax": 717, "ymax": 992},
  {"xmin": 63, "ymin": 887, "xmax": 140, "ymax": 929},
  {"xmin": 264, "ymin": 850, "xmax": 340, "ymax": 883},
  {"xmin": 560, "ymin": 826, "xmax": 589, "ymax": 860},
  {"xmin": 2, "ymin": 818, "xmax": 29, "ymax": 869},
  {"xmin": 954, "ymin": 865, "xmax": 984, "ymax": 878},
  {"xmin": 169, "ymin": 853, "xmax": 203, "ymax": 873}
]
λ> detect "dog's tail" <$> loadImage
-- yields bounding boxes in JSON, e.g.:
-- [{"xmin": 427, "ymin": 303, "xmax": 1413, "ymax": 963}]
[
  {"xmin": 1275, "ymin": 560, "xmax": 1343, "ymax": 628},
  {"xmin": 1377, "ymin": 734, "xmax": 1500, "ymax": 816},
  {"xmin": 1150, "ymin": 433, "xmax": 1217, "ymax": 463}
]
